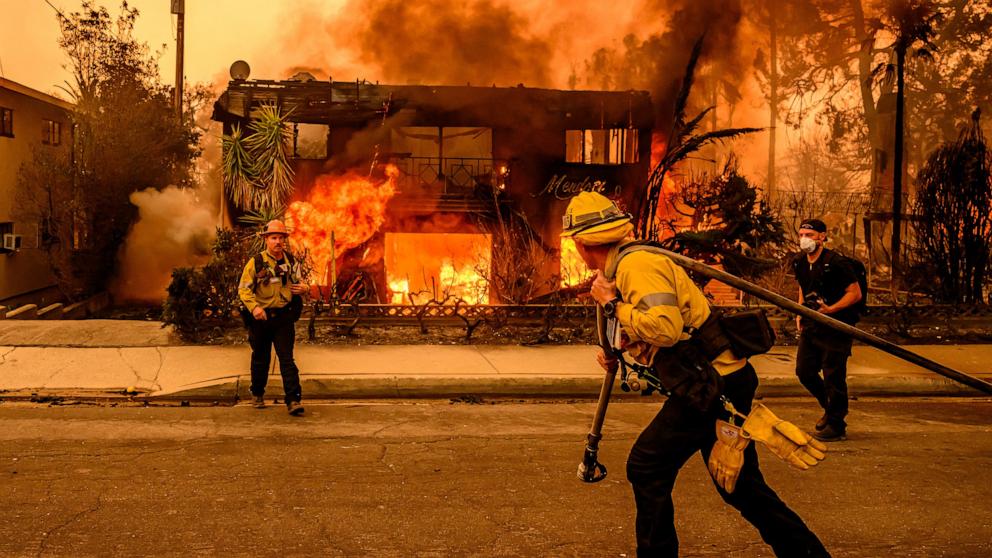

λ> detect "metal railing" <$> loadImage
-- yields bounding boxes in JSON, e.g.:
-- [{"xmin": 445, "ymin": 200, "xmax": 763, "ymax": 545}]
[{"xmin": 388, "ymin": 156, "xmax": 509, "ymax": 194}]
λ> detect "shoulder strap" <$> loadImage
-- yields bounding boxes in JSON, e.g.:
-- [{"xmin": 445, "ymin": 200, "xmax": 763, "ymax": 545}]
[
  {"xmin": 250, "ymin": 253, "xmax": 266, "ymax": 291},
  {"xmin": 604, "ymin": 240, "xmax": 666, "ymax": 280}
]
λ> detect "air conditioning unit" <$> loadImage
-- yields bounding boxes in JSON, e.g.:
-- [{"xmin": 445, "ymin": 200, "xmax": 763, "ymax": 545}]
[{"xmin": 3, "ymin": 234, "xmax": 22, "ymax": 251}]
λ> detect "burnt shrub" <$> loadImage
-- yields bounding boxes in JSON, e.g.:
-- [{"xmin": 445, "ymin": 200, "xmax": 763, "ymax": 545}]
[{"xmin": 911, "ymin": 111, "xmax": 992, "ymax": 304}]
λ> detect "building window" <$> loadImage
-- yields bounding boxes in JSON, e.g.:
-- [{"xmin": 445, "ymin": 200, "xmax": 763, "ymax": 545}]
[
  {"xmin": 292, "ymin": 123, "xmax": 328, "ymax": 159},
  {"xmin": 565, "ymin": 128, "xmax": 639, "ymax": 165},
  {"xmin": 0, "ymin": 221, "xmax": 13, "ymax": 253},
  {"xmin": 72, "ymin": 211, "xmax": 90, "ymax": 250},
  {"xmin": 0, "ymin": 107, "xmax": 13, "ymax": 137},
  {"xmin": 42, "ymin": 119, "xmax": 62, "ymax": 146}
]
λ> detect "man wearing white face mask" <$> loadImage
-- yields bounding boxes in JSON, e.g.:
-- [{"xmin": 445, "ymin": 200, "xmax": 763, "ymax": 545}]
[{"xmin": 792, "ymin": 219, "xmax": 862, "ymax": 442}]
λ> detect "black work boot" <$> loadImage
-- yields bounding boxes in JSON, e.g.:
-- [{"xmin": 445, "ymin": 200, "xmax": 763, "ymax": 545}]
[
  {"xmin": 813, "ymin": 423, "xmax": 846, "ymax": 442},
  {"xmin": 815, "ymin": 413, "xmax": 829, "ymax": 431}
]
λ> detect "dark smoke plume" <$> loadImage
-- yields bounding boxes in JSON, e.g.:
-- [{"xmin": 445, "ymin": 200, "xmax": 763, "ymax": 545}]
[
  {"xmin": 333, "ymin": 0, "xmax": 554, "ymax": 87},
  {"xmin": 583, "ymin": 0, "xmax": 745, "ymax": 131}
]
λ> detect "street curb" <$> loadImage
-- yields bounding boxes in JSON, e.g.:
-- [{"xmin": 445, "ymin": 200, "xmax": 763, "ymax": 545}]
[{"xmin": 138, "ymin": 374, "xmax": 989, "ymax": 401}]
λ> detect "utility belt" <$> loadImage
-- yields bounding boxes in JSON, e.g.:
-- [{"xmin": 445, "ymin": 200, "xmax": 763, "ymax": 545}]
[
  {"xmin": 240, "ymin": 295, "xmax": 304, "ymax": 327},
  {"xmin": 616, "ymin": 308, "xmax": 775, "ymax": 413}
]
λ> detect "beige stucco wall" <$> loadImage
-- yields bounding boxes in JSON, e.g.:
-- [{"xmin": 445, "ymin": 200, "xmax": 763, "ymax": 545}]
[{"xmin": 0, "ymin": 80, "xmax": 72, "ymax": 302}]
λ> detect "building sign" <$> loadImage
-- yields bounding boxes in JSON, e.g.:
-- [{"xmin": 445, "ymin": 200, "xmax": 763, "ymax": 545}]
[{"xmin": 534, "ymin": 173, "xmax": 623, "ymax": 200}]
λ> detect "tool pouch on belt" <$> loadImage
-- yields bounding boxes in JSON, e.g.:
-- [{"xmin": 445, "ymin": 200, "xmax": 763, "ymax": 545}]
[
  {"xmin": 651, "ymin": 338, "xmax": 724, "ymax": 413},
  {"xmin": 719, "ymin": 308, "xmax": 776, "ymax": 358},
  {"xmin": 287, "ymin": 294, "xmax": 303, "ymax": 322}
]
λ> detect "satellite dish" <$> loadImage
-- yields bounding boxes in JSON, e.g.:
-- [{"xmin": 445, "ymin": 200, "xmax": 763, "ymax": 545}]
[{"xmin": 230, "ymin": 60, "xmax": 251, "ymax": 81}]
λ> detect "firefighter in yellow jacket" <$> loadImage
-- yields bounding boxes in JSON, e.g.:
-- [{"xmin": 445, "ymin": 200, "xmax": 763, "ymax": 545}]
[
  {"xmin": 238, "ymin": 220, "xmax": 309, "ymax": 416},
  {"xmin": 562, "ymin": 192, "xmax": 828, "ymax": 557}
]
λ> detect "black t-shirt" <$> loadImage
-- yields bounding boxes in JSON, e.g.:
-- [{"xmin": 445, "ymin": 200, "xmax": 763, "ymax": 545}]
[{"xmin": 793, "ymin": 249, "xmax": 860, "ymax": 327}]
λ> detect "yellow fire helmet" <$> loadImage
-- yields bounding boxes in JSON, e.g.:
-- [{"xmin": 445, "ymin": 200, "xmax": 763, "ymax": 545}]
[{"xmin": 560, "ymin": 191, "xmax": 633, "ymax": 244}]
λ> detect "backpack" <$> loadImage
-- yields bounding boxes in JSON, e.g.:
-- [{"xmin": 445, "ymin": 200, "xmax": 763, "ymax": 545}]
[
  {"xmin": 824, "ymin": 251, "xmax": 868, "ymax": 317},
  {"xmin": 251, "ymin": 251, "xmax": 296, "ymax": 290}
]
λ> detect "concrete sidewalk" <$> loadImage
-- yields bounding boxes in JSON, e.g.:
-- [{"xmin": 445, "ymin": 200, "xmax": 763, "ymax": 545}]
[{"xmin": 0, "ymin": 321, "xmax": 990, "ymax": 400}]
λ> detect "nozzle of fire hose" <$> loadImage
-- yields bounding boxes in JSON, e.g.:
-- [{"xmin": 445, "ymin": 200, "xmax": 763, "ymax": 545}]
[{"xmin": 577, "ymin": 446, "xmax": 608, "ymax": 483}]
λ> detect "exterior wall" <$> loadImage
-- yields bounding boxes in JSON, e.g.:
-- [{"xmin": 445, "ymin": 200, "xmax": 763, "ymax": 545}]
[{"xmin": 0, "ymin": 79, "xmax": 73, "ymax": 302}]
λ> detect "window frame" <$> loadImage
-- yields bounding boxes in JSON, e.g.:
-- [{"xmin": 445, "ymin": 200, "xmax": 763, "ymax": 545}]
[
  {"xmin": 565, "ymin": 127, "xmax": 639, "ymax": 165},
  {"xmin": 0, "ymin": 107, "xmax": 13, "ymax": 137},
  {"xmin": 42, "ymin": 119, "xmax": 62, "ymax": 146}
]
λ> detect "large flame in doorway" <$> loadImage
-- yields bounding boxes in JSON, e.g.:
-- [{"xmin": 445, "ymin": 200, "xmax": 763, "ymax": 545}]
[
  {"xmin": 285, "ymin": 165, "xmax": 400, "ymax": 284},
  {"xmin": 386, "ymin": 233, "xmax": 491, "ymax": 304}
]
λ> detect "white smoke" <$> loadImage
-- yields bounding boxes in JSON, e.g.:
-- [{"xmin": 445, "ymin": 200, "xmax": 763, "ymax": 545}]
[{"xmin": 111, "ymin": 185, "xmax": 218, "ymax": 302}]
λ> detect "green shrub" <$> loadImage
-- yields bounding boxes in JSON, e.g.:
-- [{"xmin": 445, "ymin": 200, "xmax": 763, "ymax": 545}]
[{"xmin": 163, "ymin": 228, "xmax": 251, "ymax": 340}]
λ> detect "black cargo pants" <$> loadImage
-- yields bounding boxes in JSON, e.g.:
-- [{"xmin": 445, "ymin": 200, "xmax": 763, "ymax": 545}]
[
  {"xmin": 795, "ymin": 327, "xmax": 851, "ymax": 431},
  {"xmin": 246, "ymin": 306, "xmax": 302, "ymax": 405},
  {"xmin": 626, "ymin": 363, "xmax": 829, "ymax": 557}
]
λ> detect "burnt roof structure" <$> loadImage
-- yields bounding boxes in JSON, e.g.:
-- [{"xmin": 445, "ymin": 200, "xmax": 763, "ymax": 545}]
[{"xmin": 212, "ymin": 79, "xmax": 654, "ymax": 130}]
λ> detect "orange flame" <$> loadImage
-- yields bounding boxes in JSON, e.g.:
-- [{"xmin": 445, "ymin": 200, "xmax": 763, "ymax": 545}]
[
  {"xmin": 285, "ymin": 164, "xmax": 400, "ymax": 285},
  {"xmin": 560, "ymin": 238, "xmax": 594, "ymax": 287},
  {"xmin": 650, "ymin": 131, "xmax": 666, "ymax": 170},
  {"xmin": 385, "ymin": 232, "xmax": 491, "ymax": 305}
]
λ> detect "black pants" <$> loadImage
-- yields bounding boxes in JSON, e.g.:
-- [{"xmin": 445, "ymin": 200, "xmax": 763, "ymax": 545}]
[
  {"xmin": 626, "ymin": 364, "xmax": 829, "ymax": 558},
  {"xmin": 795, "ymin": 329, "xmax": 851, "ymax": 430},
  {"xmin": 246, "ymin": 308, "xmax": 302, "ymax": 404}
]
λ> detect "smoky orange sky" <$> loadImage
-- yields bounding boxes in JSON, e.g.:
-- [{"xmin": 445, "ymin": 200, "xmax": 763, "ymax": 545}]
[
  {"xmin": 1, "ymin": 0, "xmax": 731, "ymax": 96},
  {"xmin": 2, "ymin": 0, "xmax": 778, "ymax": 181},
  {"xmin": 1, "ymin": 0, "xmax": 315, "ymax": 94}
]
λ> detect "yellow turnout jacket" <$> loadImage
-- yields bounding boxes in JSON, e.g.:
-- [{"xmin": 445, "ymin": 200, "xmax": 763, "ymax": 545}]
[{"xmin": 605, "ymin": 241, "xmax": 746, "ymax": 376}]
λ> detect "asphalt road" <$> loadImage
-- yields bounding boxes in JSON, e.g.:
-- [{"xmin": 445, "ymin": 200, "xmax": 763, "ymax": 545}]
[{"xmin": 0, "ymin": 398, "xmax": 990, "ymax": 557}]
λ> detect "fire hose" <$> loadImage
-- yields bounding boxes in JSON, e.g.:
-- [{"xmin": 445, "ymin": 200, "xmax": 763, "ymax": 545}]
[{"xmin": 578, "ymin": 247, "xmax": 992, "ymax": 483}]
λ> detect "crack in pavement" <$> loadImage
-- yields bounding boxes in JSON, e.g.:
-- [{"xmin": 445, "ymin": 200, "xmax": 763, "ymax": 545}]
[
  {"xmin": 117, "ymin": 347, "xmax": 141, "ymax": 387},
  {"xmin": 116, "ymin": 348, "xmax": 164, "ymax": 392},
  {"xmin": 0, "ymin": 346, "xmax": 16, "ymax": 366},
  {"xmin": 150, "ymin": 347, "xmax": 165, "ymax": 392},
  {"xmin": 370, "ymin": 419, "xmax": 420, "ymax": 438},
  {"xmin": 35, "ymin": 494, "xmax": 102, "ymax": 557}
]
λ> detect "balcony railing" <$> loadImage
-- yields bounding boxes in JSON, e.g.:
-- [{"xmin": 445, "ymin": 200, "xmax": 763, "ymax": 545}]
[{"xmin": 388, "ymin": 156, "xmax": 509, "ymax": 194}]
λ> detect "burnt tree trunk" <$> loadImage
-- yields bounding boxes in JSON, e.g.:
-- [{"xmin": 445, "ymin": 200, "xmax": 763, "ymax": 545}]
[{"xmin": 891, "ymin": 45, "xmax": 907, "ymax": 289}]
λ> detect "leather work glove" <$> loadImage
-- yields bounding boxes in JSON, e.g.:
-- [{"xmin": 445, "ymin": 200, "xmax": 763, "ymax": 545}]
[
  {"xmin": 707, "ymin": 420, "xmax": 750, "ymax": 493},
  {"xmin": 740, "ymin": 404, "xmax": 828, "ymax": 470}
]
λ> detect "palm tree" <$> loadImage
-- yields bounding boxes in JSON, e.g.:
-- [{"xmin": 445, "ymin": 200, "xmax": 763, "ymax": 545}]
[{"xmin": 638, "ymin": 36, "xmax": 762, "ymax": 240}]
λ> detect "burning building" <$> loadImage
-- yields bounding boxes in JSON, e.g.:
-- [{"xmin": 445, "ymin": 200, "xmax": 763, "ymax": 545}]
[{"xmin": 212, "ymin": 66, "xmax": 654, "ymax": 305}]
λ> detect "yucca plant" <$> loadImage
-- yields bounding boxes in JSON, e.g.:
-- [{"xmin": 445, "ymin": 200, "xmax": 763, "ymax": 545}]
[
  {"xmin": 244, "ymin": 104, "xmax": 295, "ymax": 210},
  {"xmin": 221, "ymin": 124, "xmax": 257, "ymax": 209},
  {"xmin": 221, "ymin": 104, "xmax": 295, "ymax": 211}
]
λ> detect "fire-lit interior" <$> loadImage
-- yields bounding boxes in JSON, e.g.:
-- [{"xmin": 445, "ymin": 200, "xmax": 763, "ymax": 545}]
[
  {"xmin": 384, "ymin": 232, "xmax": 491, "ymax": 304},
  {"xmin": 560, "ymin": 238, "xmax": 594, "ymax": 287}
]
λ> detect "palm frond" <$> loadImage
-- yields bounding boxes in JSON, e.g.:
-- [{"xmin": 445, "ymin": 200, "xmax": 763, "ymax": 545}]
[
  {"xmin": 637, "ymin": 33, "xmax": 762, "ymax": 239},
  {"xmin": 670, "ymin": 34, "xmax": 706, "ymax": 133}
]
